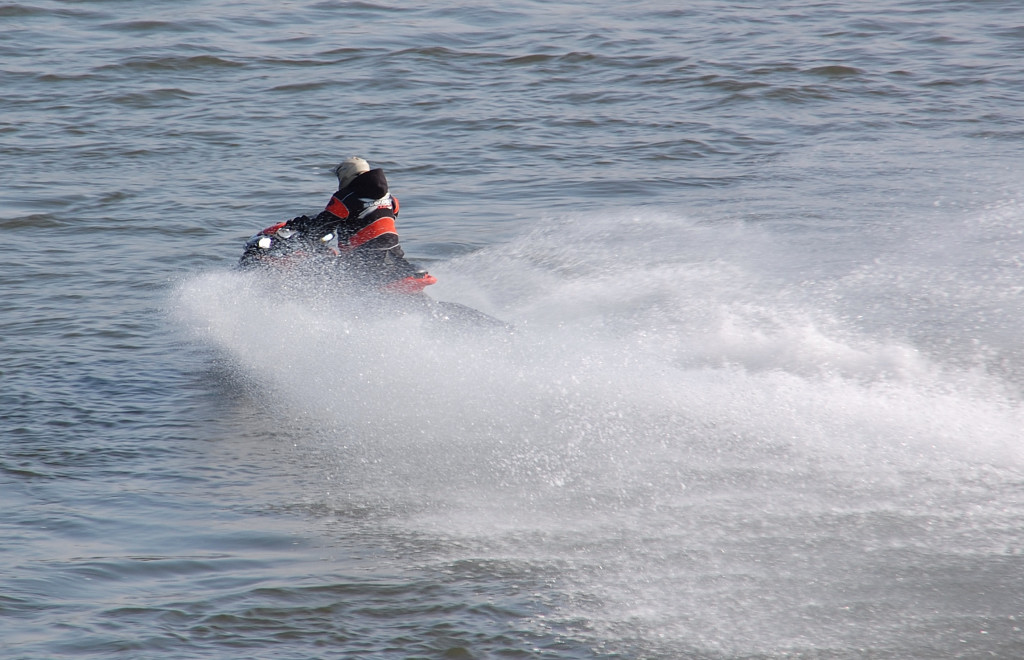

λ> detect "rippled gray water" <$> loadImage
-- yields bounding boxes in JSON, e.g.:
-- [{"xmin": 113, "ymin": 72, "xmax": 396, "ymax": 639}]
[{"xmin": 3, "ymin": 1, "xmax": 1024, "ymax": 658}]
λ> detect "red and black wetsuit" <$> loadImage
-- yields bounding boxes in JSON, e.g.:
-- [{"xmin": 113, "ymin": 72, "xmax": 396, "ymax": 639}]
[
  {"xmin": 286, "ymin": 168, "xmax": 428, "ymax": 287},
  {"xmin": 321, "ymin": 168, "xmax": 403, "ymax": 260}
]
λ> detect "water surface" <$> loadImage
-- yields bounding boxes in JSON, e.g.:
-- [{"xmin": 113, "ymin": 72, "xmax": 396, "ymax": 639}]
[{"xmin": 3, "ymin": 1, "xmax": 1024, "ymax": 658}]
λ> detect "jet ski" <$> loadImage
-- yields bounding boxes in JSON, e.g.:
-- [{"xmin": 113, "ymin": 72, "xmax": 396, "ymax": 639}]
[{"xmin": 238, "ymin": 221, "xmax": 510, "ymax": 331}]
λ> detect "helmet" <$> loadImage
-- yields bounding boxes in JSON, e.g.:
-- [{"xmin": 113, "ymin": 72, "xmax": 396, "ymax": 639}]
[{"xmin": 334, "ymin": 156, "xmax": 370, "ymax": 189}]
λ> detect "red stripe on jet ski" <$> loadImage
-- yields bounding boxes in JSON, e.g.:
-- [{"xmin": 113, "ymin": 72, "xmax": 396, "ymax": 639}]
[{"xmin": 381, "ymin": 273, "xmax": 437, "ymax": 293}]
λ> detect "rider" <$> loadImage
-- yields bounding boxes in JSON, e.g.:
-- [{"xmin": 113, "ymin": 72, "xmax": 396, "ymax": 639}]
[{"xmin": 242, "ymin": 157, "xmax": 434, "ymax": 291}]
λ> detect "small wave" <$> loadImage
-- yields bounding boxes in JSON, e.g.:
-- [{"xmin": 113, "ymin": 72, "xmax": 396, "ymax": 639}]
[
  {"xmin": 103, "ymin": 87, "xmax": 196, "ymax": 108},
  {"xmin": 805, "ymin": 64, "xmax": 864, "ymax": 77},
  {"xmin": 97, "ymin": 54, "xmax": 245, "ymax": 73},
  {"xmin": 0, "ymin": 4, "xmax": 49, "ymax": 17},
  {"xmin": 268, "ymin": 81, "xmax": 336, "ymax": 93},
  {"xmin": 0, "ymin": 3, "xmax": 103, "ymax": 19},
  {"xmin": 0, "ymin": 212, "xmax": 63, "ymax": 230},
  {"xmin": 99, "ymin": 19, "xmax": 219, "ymax": 33}
]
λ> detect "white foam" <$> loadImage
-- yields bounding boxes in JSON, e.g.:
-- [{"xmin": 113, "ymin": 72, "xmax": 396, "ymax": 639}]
[{"xmin": 172, "ymin": 207, "xmax": 1024, "ymax": 653}]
